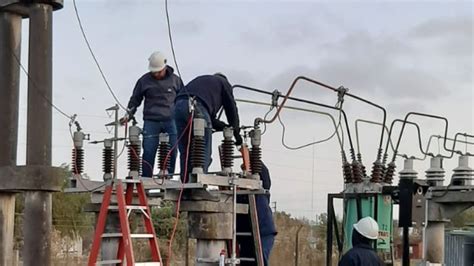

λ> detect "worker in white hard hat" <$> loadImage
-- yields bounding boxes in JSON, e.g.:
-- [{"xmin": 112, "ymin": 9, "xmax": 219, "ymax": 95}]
[
  {"xmin": 339, "ymin": 216, "xmax": 385, "ymax": 266},
  {"xmin": 123, "ymin": 51, "xmax": 184, "ymax": 177}
]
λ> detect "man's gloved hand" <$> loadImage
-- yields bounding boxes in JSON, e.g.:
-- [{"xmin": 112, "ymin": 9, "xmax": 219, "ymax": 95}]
[
  {"xmin": 119, "ymin": 114, "xmax": 129, "ymax": 126},
  {"xmin": 212, "ymin": 119, "xmax": 228, "ymax": 132},
  {"xmin": 234, "ymin": 133, "xmax": 243, "ymax": 146}
]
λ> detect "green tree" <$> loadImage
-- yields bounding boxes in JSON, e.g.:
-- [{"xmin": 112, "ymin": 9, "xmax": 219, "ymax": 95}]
[
  {"xmin": 51, "ymin": 164, "xmax": 93, "ymax": 239},
  {"xmin": 449, "ymin": 207, "xmax": 474, "ymax": 229}
]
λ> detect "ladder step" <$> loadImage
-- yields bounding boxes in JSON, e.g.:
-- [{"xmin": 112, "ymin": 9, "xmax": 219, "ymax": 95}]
[
  {"xmin": 121, "ymin": 179, "xmax": 142, "ymax": 183},
  {"xmin": 102, "ymin": 233, "xmax": 154, "ymax": 238},
  {"xmin": 236, "ymin": 232, "xmax": 252, "ymax": 236},
  {"xmin": 239, "ymin": 257, "xmax": 256, "ymax": 262},
  {"xmin": 96, "ymin": 260, "xmax": 122, "ymax": 265},
  {"xmin": 108, "ymin": 205, "xmax": 147, "ymax": 210},
  {"xmin": 135, "ymin": 263, "xmax": 161, "ymax": 266}
]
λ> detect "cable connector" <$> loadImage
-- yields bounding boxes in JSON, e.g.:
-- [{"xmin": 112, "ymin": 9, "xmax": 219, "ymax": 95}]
[
  {"xmin": 188, "ymin": 97, "xmax": 196, "ymax": 113},
  {"xmin": 271, "ymin": 90, "xmax": 280, "ymax": 108},
  {"xmin": 336, "ymin": 86, "xmax": 348, "ymax": 108}
]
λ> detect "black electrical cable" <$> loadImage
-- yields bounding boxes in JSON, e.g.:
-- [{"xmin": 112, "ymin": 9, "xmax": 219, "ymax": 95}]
[
  {"xmin": 261, "ymin": 107, "xmax": 274, "ymax": 135},
  {"xmin": 165, "ymin": 0, "xmax": 182, "ymax": 78},
  {"xmin": 384, "ymin": 119, "xmax": 428, "ymax": 161},
  {"xmin": 235, "ymin": 98, "xmax": 345, "ymax": 151},
  {"xmin": 232, "ymin": 84, "xmax": 355, "ymax": 158},
  {"xmin": 276, "ymin": 109, "xmax": 343, "ymax": 150},
  {"xmin": 12, "ymin": 52, "xmax": 73, "ymax": 120},
  {"xmin": 72, "ymin": 0, "xmax": 127, "ymax": 111},
  {"xmin": 355, "ymin": 119, "xmax": 396, "ymax": 155},
  {"xmin": 390, "ymin": 112, "xmax": 469, "ymax": 163},
  {"xmin": 293, "ymin": 76, "xmax": 388, "ymax": 155}
]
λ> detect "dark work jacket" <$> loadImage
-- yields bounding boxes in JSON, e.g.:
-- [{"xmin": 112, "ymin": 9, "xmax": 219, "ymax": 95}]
[
  {"xmin": 177, "ymin": 75, "xmax": 240, "ymax": 131},
  {"xmin": 127, "ymin": 67, "xmax": 183, "ymax": 121},
  {"xmin": 236, "ymin": 163, "xmax": 277, "ymax": 238},
  {"xmin": 256, "ymin": 163, "xmax": 277, "ymax": 237},
  {"xmin": 339, "ymin": 230, "xmax": 385, "ymax": 266}
]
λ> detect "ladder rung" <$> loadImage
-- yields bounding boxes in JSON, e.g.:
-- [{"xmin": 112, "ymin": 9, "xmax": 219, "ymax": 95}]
[
  {"xmin": 96, "ymin": 260, "xmax": 122, "ymax": 265},
  {"xmin": 121, "ymin": 179, "xmax": 142, "ymax": 183},
  {"xmin": 135, "ymin": 263, "xmax": 161, "ymax": 266},
  {"xmin": 108, "ymin": 205, "xmax": 147, "ymax": 210},
  {"xmin": 239, "ymin": 257, "xmax": 256, "ymax": 262},
  {"xmin": 102, "ymin": 233, "xmax": 154, "ymax": 239},
  {"xmin": 237, "ymin": 232, "xmax": 252, "ymax": 236}
]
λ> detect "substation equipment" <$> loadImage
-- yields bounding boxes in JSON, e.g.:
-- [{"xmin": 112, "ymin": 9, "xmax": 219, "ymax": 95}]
[
  {"xmin": 68, "ymin": 105, "xmax": 268, "ymax": 265},
  {"xmin": 226, "ymin": 77, "xmax": 474, "ymax": 266}
]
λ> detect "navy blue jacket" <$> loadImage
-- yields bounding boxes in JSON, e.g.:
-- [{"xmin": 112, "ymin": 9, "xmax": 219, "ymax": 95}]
[
  {"xmin": 127, "ymin": 67, "xmax": 183, "ymax": 121},
  {"xmin": 256, "ymin": 163, "xmax": 277, "ymax": 237},
  {"xmin": 339, "ymin": 230, "xmax": 384, "ymax": 266},
  {"xmin": 177, "ymin": 75, "xmax": 240, "ymax": 132}
]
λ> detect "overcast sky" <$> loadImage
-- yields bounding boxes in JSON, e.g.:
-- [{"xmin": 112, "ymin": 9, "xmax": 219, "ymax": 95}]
[{"xmin": 15, "ymin": 0, "xmax": 473, "ymax": 219}]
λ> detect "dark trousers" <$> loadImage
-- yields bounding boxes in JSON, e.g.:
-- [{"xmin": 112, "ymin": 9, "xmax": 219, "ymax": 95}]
[
  {"xmin": 174, "ymin": 98, "xmax": 212, "ymax": 181},
  {"xmin": 142, "ymin": 119, "xmax": 177, "ymax": 177},
  {"xmin": 261, "ymin": 234, "xmax": 275, "ymax": 266}
]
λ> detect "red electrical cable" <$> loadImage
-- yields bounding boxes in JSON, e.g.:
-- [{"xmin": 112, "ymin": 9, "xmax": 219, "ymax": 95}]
[
  {"xmin": 158, "ymin": 115, "xmax": 194, "ymax": 183},
  {"xmin": 166, "ymin": 113, "xmax": 194, "ymax": 266}
]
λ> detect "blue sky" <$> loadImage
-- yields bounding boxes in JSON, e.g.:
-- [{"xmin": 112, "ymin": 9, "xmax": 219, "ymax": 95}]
[{"xmin": 15, "ymin": 0, "xmax": 473, "ymax": 218}]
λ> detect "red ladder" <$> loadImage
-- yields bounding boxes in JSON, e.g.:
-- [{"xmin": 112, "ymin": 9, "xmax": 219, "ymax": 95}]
[{"xmin": 88, "ymin": 179, "xmax": 162, "ymax": 266}]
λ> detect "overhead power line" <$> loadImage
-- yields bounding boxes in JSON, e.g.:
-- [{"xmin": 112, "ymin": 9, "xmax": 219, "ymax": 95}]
[
  {"xmin": 12, "ymin": 52, "xmax": 73, "ymax": 120},
  {"xmin": 72, "ymin": 0, "xmax": 127, "ymax": 111},
  {"xmin": 165, "ymin": 0, "xmax": 182, "ymax": 78}
]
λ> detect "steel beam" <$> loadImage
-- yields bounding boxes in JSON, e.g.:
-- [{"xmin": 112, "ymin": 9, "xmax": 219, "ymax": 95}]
[
  {"xmin": 0, "ymin": 10, "xmax": 21, "ymax": 266},
  {"xmin": 22, "ymin": 3, "xmax": 53, "ymax": 265}
]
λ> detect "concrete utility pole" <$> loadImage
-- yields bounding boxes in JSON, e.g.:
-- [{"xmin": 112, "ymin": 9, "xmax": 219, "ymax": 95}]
[
  {"xmin": 0, "ymin": 1, "xmax": 63, "ymax": 265},
  {"xmin": 0, "ymin": 7, "xmax": 21, "ymax": 266},
  {"xmin": 23, "ymin": 3, "xmax": 54, "ymax": 265}
]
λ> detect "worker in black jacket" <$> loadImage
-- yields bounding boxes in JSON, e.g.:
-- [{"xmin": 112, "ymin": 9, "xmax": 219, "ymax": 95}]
[
  {"xmin": 174, "ymin": 73, "xmax": 242, "ymax": 180},
  {"xmin": 238, "ymin": 162, "xmax": 277, "ymax": 266},
  {"xmin": 124, "ymin": 51, "xmax": 183, "ymax": 177},
  {"xmin": 339, "ymin": 216, "xmax": 385, "ymax": 266}
]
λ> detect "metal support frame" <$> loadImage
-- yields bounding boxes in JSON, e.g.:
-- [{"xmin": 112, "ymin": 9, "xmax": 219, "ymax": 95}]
[{"xmin": 326, "ymin": 192, "xmax": 392, "ymax": 266}]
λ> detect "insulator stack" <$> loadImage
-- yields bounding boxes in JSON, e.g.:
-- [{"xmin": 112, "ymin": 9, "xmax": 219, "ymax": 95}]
[
  {"xmin": 128, "ymin": 144, "xmax": 141, "ymax": 172},
  {"xmin": 451, "ymin": 155, "xmax": 474, "ymax": 186},
  {"xmin": 103, "ymin": 139, "xmax": 114, "ymax": 180},
  {"xmin": 425, "ymin": 156, "xmax": 445, "ymax": 186},
  {"xmin": 349, "ymin": 148, "xmax": 356, "ymax": 161},
  {"xmin": 343, "ymin": 161, "xmax": 353, "ymax": 183},
  {"xmin": 72, "ymin": 131, "xmax": 85, "ymax": 175},
  {"xmin": 383, "ymin": 162, "xmax": 396, "ymax": 184},
  {"xmin": 370, "ymin": 161, "xmax": 383, "ymax": 183},
  {"xmin": 191, "ymin": 138, "xmax": 205, "ymax": 170},
  {"xmin": 250, "ymin": 146, "xmax": 262, "ymax": 174},
  {"xmin": 399, "ymin": 158, "xmax": 418, "ymax": 180},
  {"xmin": 191, "ymin": 118, "xmax": 206, "ymax": 174},
  {"xmin": 221, "ymin": 127, "xmax": 235, "ymax": 170},
  {"xmin": 128, "ymin": 124, "xmax": 142, "ymax": 177},
  {"xmin": 250, "ymin": 128, "xmax": 262, "ymax": 176},
  {"xmin": 381, "ymin": 152, "xmax": 388, "ymax": 177},
  {"xmin": 357, "ymin": 153, "xmax": 368, "ymax": 178},
  {"xmin": 72, "ymin": 148, "xmax": 84, "ymax": 175},
  {"xmin": 351, "ymin": 160, "xmax": 363, "ymax": 183},
  {"xmin": 341, "ymin": 151, "xmax": 352, "ymax": 183},
  {"xmin": 158, "ymin": 133, "xmax": 171, "ymax": 173}
]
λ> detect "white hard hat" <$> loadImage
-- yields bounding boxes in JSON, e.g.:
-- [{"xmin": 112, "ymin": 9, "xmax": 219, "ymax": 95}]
[
  {"xmin": 148, "ymin": 51, "xmax": 167, "ymax": 72},
  {"xmin": 353, "ymin": 216, "xmax": 379, "ymax": 240}
]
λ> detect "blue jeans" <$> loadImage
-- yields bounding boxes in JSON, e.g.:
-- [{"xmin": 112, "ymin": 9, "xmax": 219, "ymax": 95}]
[
  {"xmin": 261, "ymin": 234, "xmax": 275, "ymax": 266},
  {"xmin": 174, "ymin": 98, "xmax": 212, "ymax": 182},
  {"xmin": 142, "ymin": 119, "xmax": 177, "ymax": 177}
]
